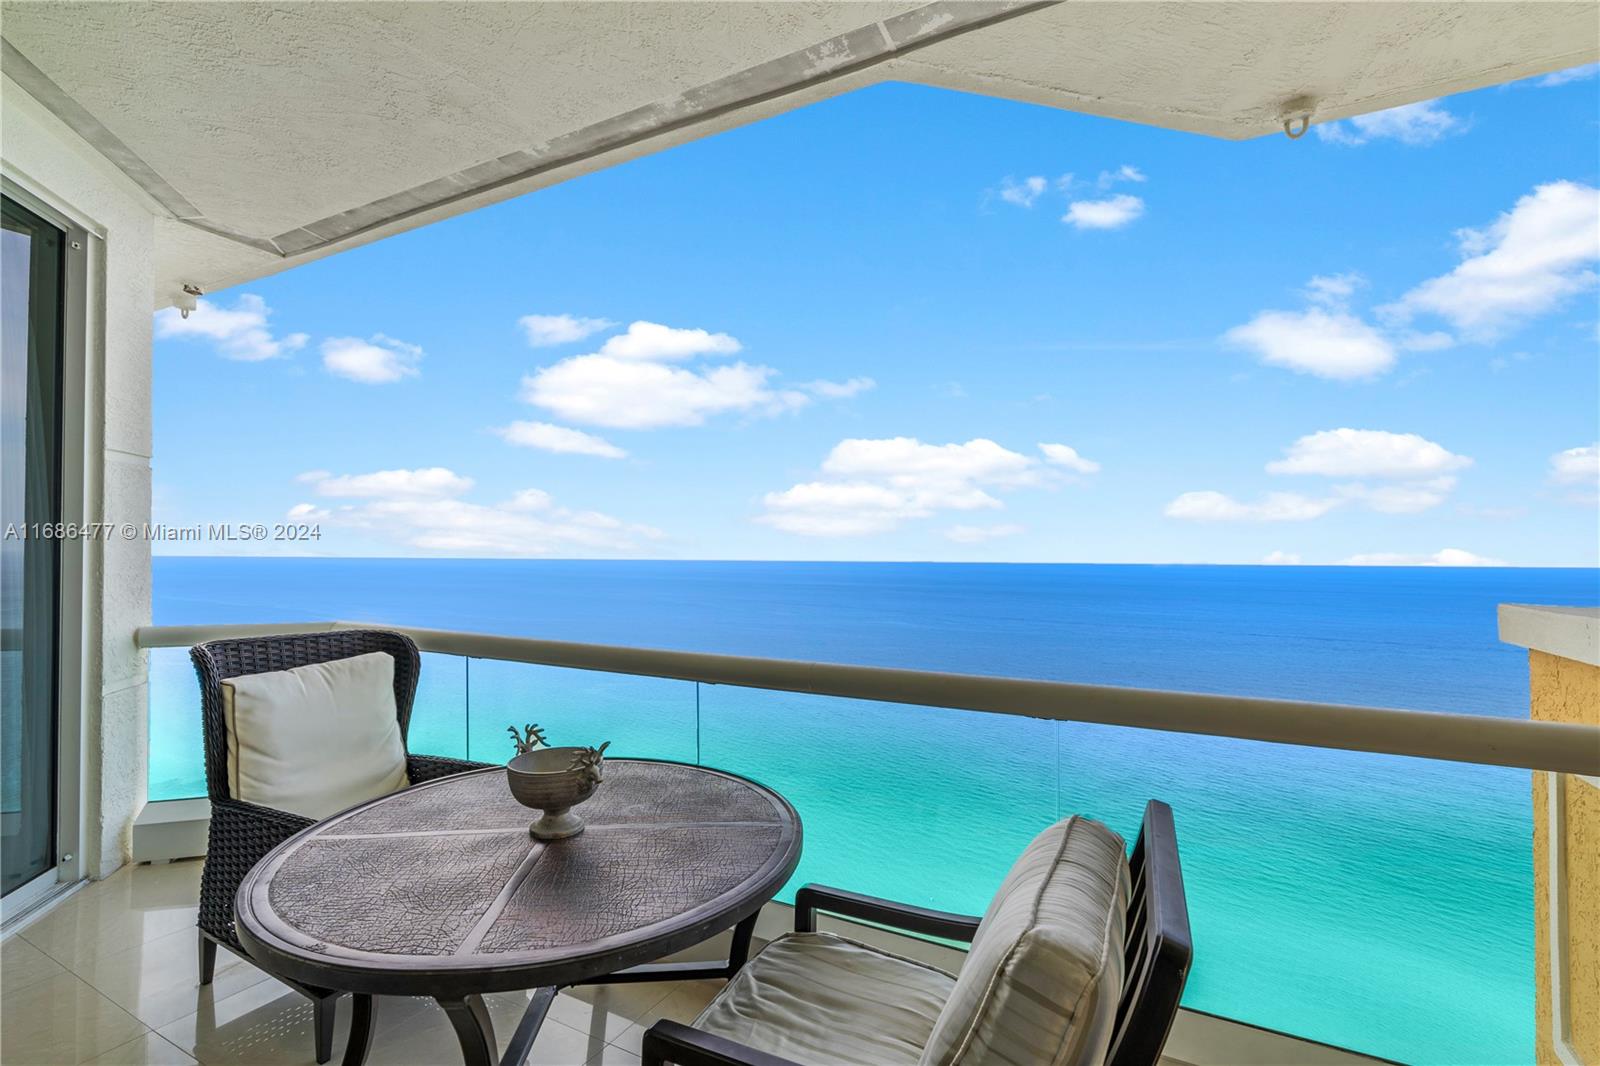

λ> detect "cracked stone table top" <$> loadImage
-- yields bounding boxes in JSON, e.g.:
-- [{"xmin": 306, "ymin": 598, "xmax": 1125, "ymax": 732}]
[{"xmin": 235, "ymin": 760, "xmax": 802, "ymax": 998}]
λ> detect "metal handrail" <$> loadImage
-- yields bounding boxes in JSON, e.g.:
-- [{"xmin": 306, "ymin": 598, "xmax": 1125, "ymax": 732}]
[{"xmin": 135, "ymin": 620, "xmax": 1600, "ymax": 777}]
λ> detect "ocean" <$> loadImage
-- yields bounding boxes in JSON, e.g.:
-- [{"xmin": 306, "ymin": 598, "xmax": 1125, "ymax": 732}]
[{"xmin": 149, "ymin": 558, "xmax": 1600, "ymax": 1065}]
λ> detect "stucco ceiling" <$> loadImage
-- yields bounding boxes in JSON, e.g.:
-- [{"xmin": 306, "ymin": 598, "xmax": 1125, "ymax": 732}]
[{"xmin": 2, "ymin": 1, "xmax": 1595, "ymax": 306}]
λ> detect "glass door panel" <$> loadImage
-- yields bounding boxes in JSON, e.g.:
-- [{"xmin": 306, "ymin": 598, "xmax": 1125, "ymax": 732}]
[{"xmin": 1, "ymin": 194, "xmax": 65, "ymax": 897}]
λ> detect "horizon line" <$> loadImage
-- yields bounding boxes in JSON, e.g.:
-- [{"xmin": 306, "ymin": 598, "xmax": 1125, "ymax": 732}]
[{"xmin": 147, "ymin": 554, "xmax": 1599, "ymax": 569}]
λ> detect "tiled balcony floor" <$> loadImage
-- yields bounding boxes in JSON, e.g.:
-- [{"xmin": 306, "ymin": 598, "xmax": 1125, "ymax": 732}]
[
  {"xmin": 1, "ymin": 861, "xmax": 723, "ymax": 1066},
  {"xmin": 4, "ymin": 861, "xmax": 1206, "ymax": 1066}
]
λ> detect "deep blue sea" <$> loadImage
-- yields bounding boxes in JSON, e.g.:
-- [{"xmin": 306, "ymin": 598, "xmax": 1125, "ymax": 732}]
[{"xmin": 150, "ymin": 559, "xmax": 1600, "ymax": 1065}]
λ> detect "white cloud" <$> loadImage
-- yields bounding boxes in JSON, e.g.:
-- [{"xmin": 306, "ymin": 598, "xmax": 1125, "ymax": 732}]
[
  {"xmin": 802, "ymin": 377, "xmax": 875, "ymax": 399},
  {"xmin": 946, "ymin": 523, "xmax": 1026, "ymax": 544},
  {"xmin": 154, "ymin": 293, "xmax": 307, "ymax": 361},
  {"xmin": 304, "ymin": 468, "xmax": 659, "ymax": 555},
  {"xmin": 516, "ymin": 320, "xmax": 825, "ymax": 430},
  {"xmin": 822, "ymin": 437, "xmax": 1037, "ymax": 491},
  {"xmin": 1262, "ymin": 551, "xmax": 1302, "ymax": 565},
  {"xmin": 321, "ymin": 334, "xmax": 423, "ymax": 383},
  {"xmin": 1235, "ymin": 182, "xmax": 1597, "ymax": 381},
  {"xmin": 286, "ymin": 502, "xmax": 330, "ymax": 521},
  {"xmin": 1340, "ymin": 548, "xmax": 1507, "ymax": 567},
  {"xmin": 1224, "ymin": 307, "xmax": 1396, "ymax": 380},
  {"xmin": 518, "ymin": 314, "xmax": 613, "ymax": 347},
  {"xmin": 1038, "ymin": 443, "xmax": 1101, "ymax": 474},
  {"xmin": 1536, "ymin": 62, "xmax": 1598, "ymax": 87},
  {"xmin": 1314, "ymin": 100, "xmax": 1463, "ymax": 146},
  {"xmin": 598, "ymin": 321, "xmax": 741, "ymax": 361},
  {"xmin": 1398, "ymin": 330, "xmax": 1455, "ymax": 352},
  {"xmin": 496, "ymin": 421, "xmax": 626, "ymax": 459},
  {"xmin": 1266, "ymin": 429, "xmax": 1472, "ymax": 479},
  {"xmin": 1384, "ymin": 181, "xmax": 1600, "ymax": 340},
  {"xmin": 759, "ymin": 437, "xmax": 1050, "ymax": 537},
  {"xmin": 1550, "ymin": 443, "xmax": 1599, "ymax": 485},
  {"xmin": 1063, "ymin": 194, "xmax": 1144, "ymax": 231},
  {"xmin": 522, "ymin": 356, "xmax": 788, "ymax": 429},
  {"xmin": 1181, "ymin": 429, "xmax": 1467, "ymax": 522},
  {"xmin": 757, "ymin": 481, "xmax": 948, "ymax": 537},
  {"xmin": 1335, "ymin": 477, "xmax": 1459, "ymax": 514},
  {"xmin": 998, "ymin": 176, "xmax": 1048, "ymax": 207},
  {"xmin": 1304, "ymin": 273, "xmax": 1365, "ymax": 307},
  {"xmin": 302, "ymin": 467, "xmax": 473, "ymax": 499},
  {"xmin": 1164, "ymin": 491, "xmax": 1343, "ymax": 522},
  {"xmin": 1096, "ymin": 164, "xmax": 1146, "ymax": 189}
]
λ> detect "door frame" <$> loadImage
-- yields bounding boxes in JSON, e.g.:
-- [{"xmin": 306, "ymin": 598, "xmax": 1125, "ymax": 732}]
[{"xmin": 1, "ymin": 175, "xmax": 93, "ymax": 911}]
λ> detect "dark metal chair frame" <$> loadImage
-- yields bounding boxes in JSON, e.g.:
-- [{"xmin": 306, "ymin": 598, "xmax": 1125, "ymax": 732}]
[
  {"xmin": 642, "ymin": 799, "xmax": 1192, "ymax": 1066},
  {"xmin": 191, "ymin": 629, "xmax": 484, "ymax": 1064}
]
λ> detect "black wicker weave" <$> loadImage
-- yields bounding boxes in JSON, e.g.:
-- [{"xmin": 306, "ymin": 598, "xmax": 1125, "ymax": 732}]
[{"xmin": 191, "ymin": 629, "xmax": 484, "ymax": 1063}]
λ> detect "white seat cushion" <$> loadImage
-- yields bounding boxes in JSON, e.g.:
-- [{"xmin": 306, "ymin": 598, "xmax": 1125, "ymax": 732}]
[
  {"xmin": 694, "ymin": 932, "xmax": 956, "ymax": 1066},
  {"xmin": 921, "ymin": 815, "xmax": 1131, "ymax": 1066},
  {"xmin": 220, "ymin": 651, "xmax": 409, "ymax": 820}
]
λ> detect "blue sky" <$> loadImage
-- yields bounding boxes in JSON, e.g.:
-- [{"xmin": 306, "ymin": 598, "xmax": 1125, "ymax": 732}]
[{"xmin": 152, "ymin": 67, "xmax": 1600, "ymax": 565}]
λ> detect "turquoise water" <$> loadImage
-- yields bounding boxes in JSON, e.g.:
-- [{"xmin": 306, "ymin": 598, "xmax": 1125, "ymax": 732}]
[{"xmin": 150, "ymin": 558, "xmax": 1600, "ymax": 1064}]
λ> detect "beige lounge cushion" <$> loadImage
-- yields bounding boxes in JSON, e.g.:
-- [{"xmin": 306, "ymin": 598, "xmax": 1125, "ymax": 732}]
[
  {"xmin": 694, "ymin": 932, "xmax": 956, "ymax": 1065},
  {"xmin": 220, "ymin": 651, "xmax": 409, "ymax": 820},
  {"xmin": 921, "ymin": 816, "xmax": 1131, "ymax": 1066}
]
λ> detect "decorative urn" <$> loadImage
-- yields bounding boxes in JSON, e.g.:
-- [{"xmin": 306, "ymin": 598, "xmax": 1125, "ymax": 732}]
[{"xmin": 503, "ymin": 725, "xmax": 610, "ymax": 841}]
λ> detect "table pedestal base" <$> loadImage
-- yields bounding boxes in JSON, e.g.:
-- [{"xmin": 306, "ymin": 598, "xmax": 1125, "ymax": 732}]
[
  {"xmin": 346, "ymin": 910, "xmax": 760, "ymax": 1066},
  {"xmin": 434, "ymin": 986, "xmax": 555, "ymax": 1066},
  {"xmin": 341, "ymin": 996, "xmax": 374, "ymax": 1066}
]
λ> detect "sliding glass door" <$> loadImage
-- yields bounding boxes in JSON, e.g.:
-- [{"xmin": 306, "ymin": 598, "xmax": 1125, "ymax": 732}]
[{"xmin": 1, "ymin": 193, "xmax": 65, "ymax": 898}]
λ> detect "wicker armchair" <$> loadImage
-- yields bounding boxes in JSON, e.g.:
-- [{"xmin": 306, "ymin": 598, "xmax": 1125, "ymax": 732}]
[{"xmin": 191, "ymin": 629, "xmax": 484, "ymax": 1064}]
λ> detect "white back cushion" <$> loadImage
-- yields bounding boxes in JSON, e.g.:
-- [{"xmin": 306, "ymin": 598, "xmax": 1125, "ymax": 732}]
[
  {"xmin": 921, "ymin": 816, "xmax": 1131, "ymax": 1066},
  {"xmin": 220, "ymin": 651, "xmax": 409, "ymax": 819}
]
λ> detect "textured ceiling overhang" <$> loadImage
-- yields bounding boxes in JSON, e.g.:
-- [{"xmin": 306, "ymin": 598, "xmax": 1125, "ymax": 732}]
[{"xmin": 2, "ymin": 1, "xmax": 1595, "ymax": 305}]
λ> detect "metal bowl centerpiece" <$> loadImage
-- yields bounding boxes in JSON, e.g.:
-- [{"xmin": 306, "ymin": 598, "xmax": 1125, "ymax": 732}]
[{"xmin": 504, "ymin": 724, "xmax": 611, "ymax": 841}]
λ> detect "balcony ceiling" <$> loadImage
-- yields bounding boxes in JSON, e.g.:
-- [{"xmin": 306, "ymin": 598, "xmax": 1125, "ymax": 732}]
[{"xmin": 2, "ymin": 1, "xmax": 1595, "ymax": 305}]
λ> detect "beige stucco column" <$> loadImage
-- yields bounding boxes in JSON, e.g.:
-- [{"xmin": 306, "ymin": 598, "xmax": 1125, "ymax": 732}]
[{"xmin": 1500, "ymin": 605, "xmax": 1600, "ymax": 1066}]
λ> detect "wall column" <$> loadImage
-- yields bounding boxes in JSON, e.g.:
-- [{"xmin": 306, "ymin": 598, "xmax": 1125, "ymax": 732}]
[{"xmin": 1501, "ymin": 604, "xmax": 1600, "ymax": 1066}]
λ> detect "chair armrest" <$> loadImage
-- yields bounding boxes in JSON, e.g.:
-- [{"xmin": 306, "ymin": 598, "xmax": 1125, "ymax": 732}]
[
  {"xmin": 640, "ymin": 1021, "xmax": 806, "ymax": 1066},
  {"xmin": 209, "ymin": 795, "xmax": 318, "ymax": 834},
  {"xmin": 406, "ymin": 754, "xmax": 490, "ymax": 783},
  {"xmin": 793, "ymin": 884, "xmax": 981, "ymax": 943}
]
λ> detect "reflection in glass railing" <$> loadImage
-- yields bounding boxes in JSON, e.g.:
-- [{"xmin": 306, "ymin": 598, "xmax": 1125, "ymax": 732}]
[
  {"xmin": 460, "ymin": 658, "xmax": 695, "ymax": 764},
  {"xmin": 1052, "ymin": 720, "xmax": 1531, "ymax": 1066},
  {"xmin": 146, "ymin": 652, "xmax": 1533, "ymax": 1065},
  {"xmin": 406, "ymin": 652, "xmax": 468, "ymax": 760},
  {"xmin": 699, "ymin": 685, "xmax": 1056, "ymax": 917},
  {"xmin": 148, "ymin": 646, "xmax": 203, "ymax": 801}
]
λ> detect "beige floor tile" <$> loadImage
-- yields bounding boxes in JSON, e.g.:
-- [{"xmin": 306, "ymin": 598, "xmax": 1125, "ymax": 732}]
[
  {"xmin": 586, "ymin": 1049, "xmax": 639, "ymax": 1066},
  {"xmin": 608, "ymin": 980, "xmax": 722, "ymax": 1057},
  {"xmin": 545, "ymin": 987, "xmax": 659, "ymax": 1047},
  {"xmin": 2, "ymin": 933, "xmax": 67, "ymax": 995},
  {"xmin": 155, "ymin": 977, "xmax": 426, "ymax": 1066},
  {"xmin": 21, "ymin": 864, "xmax": 202, "ymax": 972},
  {"xmin": 0, "ymin": 971, "xmax": 150, "ymax": 1065},
  {"xmin": 366, "ymin": 993, "xmax": 632, "ymax": 1066},
  {"xmin": 79, "ymin": 1032, "xmax": 197, "ymax": 1065},
  {"xmin": 72, "ymin": 924, "xmax": 274, "ymax": 1030},
  {"xmin": 552, "ymin": 981, "xmax": 670, "ymax": 1026}
]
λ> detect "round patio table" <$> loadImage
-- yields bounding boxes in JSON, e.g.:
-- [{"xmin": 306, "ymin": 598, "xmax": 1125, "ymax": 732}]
[{"xmin": 235, "ymin": 759, "xmax": 802, "ymax": 1066}]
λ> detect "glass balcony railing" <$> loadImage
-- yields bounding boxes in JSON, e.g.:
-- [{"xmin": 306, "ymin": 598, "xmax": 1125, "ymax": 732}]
[
  {"xmin": 148, "ymin": 645, "xmax": 204, "ymax": 802},
  {"xmin": 144, "ymin": 634, "xmax": 1549, "ymax": 1066}
]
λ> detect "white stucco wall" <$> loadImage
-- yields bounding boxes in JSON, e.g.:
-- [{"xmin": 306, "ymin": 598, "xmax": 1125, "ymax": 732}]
[{"xmin": 3, "ymin": 75, "xmax": 157, "ymax": 877}]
